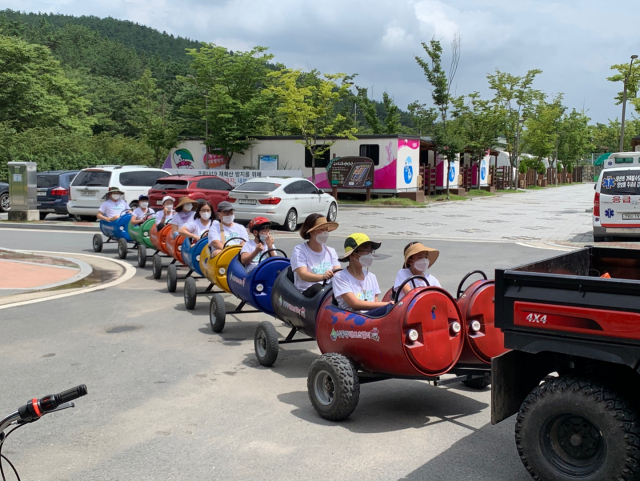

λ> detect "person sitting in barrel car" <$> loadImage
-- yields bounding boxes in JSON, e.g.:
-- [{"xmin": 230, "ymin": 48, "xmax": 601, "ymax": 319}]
[
  {"xmin": 208, "ymin": 201, "xmax": 248, "ymax": 257},
  {"xmin": 130, "ymin": 195, "xmax": 155, "ymax": 225},
  {"xmin": 178, "ymin": 201, "xmax": 214, "ymax": 244},
  {"xmin": 240, "ymin": 217, "xmax": 277, "ymax": 273},
  {"xmin": 393, "ymin": 242, "xmax": 441, "ymax": 301},
  {"xmin": 290, "ymin": 213, "xmax": 341, "ymax": 298},
  {"xmin": 332, "ymin": 233, "xmax": 394, "ymax": 316},
  {"xmin": 97, "ymin": 187, "xmax": 130, "ymax": 222},
  {"xmin": 155, "ymin": 195, "xmax": 175, "ymax": 229},
  {"xmin": 170, "ymin": 197, "xmax": 198, "ymax": 237}
]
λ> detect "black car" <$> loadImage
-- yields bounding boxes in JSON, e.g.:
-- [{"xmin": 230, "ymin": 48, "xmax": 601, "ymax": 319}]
[
  {"xmin": 37, "ymin": 170, "xmax": 79, "ymax": 219},
  {"xmin": 0, "ymin": 182, "xmax": 8, "ymax": 213}
]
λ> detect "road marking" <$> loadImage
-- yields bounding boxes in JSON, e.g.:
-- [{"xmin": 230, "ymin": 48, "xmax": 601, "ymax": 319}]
[
  {"xmin": 0, "ymin": 250, "xmax": 136, "ymax": 310},
  {"xmin": 515, "ymin": 242, "xmax": 575, "ymax": 251}
]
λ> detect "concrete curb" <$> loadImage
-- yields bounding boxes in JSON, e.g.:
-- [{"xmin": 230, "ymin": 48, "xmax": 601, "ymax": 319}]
[{"xmin": 0, "ymin": 222, "xmax": 99, "ymax": 232}]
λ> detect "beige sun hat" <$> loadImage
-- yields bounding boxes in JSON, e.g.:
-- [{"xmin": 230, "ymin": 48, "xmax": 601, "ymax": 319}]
[
  {"xmin": 403, "ymin": 242, "xmax": 439, "ymax": 268},
  {"xmin": 307, "ymin": 216, "xmax": 339, "ymax": 234},
  {"xmin": 175, "ymin": 196, "xmax": 199, "ymax": 211}
]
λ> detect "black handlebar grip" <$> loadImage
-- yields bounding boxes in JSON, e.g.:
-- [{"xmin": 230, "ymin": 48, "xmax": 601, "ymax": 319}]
[{"xmin": 57, "ymin": 385, "xmax": 88, "ymax": 404}]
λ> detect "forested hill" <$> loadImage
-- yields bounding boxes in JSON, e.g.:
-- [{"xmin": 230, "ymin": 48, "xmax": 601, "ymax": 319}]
[{"xmin": 0, "ymin": 9, "xmax": 200, "ymax": 62}]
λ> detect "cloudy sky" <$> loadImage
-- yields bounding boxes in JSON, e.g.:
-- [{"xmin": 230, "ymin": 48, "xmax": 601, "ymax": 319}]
[{"xmin": 5, "ymin": 0, "xmax": 639, "ymax": 123}]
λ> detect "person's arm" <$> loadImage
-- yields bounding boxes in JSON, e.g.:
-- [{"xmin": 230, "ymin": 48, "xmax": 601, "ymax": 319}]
[
  {"xmin": 178, "ymin": 224, "xmax": 199, "ymax": 241},
  {"xmin": 241, "ymin": 241, "xmax": 264, "ymax": 266},
  {"xmin": 339, "ymin": 292, "xmax": 392, "ymax": 311},
  {"xmin": 97, "ymin": 211, "xmax": 109, "ymax": 221},
  {"xmin": 295, "ymin": 266, "xmax": 333, "ymax": 283},
  {"xmin": 265, "ymin": 234, "xmax": 277, "ymax": 258}
]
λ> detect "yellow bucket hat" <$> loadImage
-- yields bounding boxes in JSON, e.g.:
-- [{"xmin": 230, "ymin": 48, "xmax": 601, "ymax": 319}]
[{"xmin": 338, "ymin": 233, "xmax": 381, "ymax": 262}]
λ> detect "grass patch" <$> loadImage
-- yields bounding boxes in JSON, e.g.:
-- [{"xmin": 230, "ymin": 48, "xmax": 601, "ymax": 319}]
[
  {"xmin": 497, "ymin": 189, "xmax": 524, "ymax": 194},
  {"xmin": 339, "ymin": 197, "xmax": 426, "ymax": 207},
  {"xmin": 526, "ymin": 185, "xmax": 546, "ymax": 190},
  {"xmin": 431, "ymin": 193, "xmax": 467, "ymax": 202},
  {"xmin": 467, "ymin": 189, "xmax": 495, "ymax": 197}
]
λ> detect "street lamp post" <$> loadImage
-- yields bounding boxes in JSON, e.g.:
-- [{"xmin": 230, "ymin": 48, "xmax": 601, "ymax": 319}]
[{"xmin": 620, "ymin": 54, "xmax": 638, "ymax": 152}]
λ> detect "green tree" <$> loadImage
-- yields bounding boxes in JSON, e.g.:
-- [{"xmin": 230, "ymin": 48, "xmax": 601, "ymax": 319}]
[
  {"xmin": 407, "ymin": 101, "xmax": 437, "ymax": 136},
  {"xmin": 0, "ymin": 34, "xmax": 91, "ymax": 133},
  {"xmin": 607, "ymin": 61, "xmax": 640, "ymax": 113},
  {"xmin": 382, "ymin": 92, "xmax": 400, "ymax": 134},
  {"xmin": 487, "ymin": 68, "xmax": 543, "ymax": 187},
  {"xmin": 415, "ymin": 35, "xmax": 462, "ymax": 198},
  {"xmin": 269, "ymin": 69, "xmax": 357, "ymax": 183},
  {"xmin": 355, "ymin": 86, "xmax": 381, "ymax": 134},
  {"xmin": 557, "ymin": 108, "xmax": 592, "ymax": 172},
  {"xmin": 181, "ymin": 44, "xmax": 274, "ymax": 168},
  {"xmin": 522, "ymin": 94, "xmax": 565, "ymax": 171},
  {"xmin": 130, "ymin": 70, "xmax": 180, "ymax": 166}
]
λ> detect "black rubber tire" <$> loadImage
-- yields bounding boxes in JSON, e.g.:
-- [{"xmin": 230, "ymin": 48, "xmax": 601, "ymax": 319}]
[
  {"xmin": 80, "ymin": 215, "xmax": 96, "ymax": 222},
  {"xmin": 307, "ymin": 353, "xmax": 360, "ymax": 421},
  {"xmin": 166, "ymin": 264, "xmax": 178, "ymax": 293},
  {"xmin": 463, "ymin": 376, "xmax": 491, "ymax": 390},
  {"xmin": 137, "ymin": 245, "xmax": 147, "ymax": 268},
  {"xmin": 209, "ymin": 293, "xmax": 226, "ymax": 332},
  {"xmin": 152, "ymin": 254, "xmax": 163, "ymax": 279},
  {"xmin": 283, "ymin": 209, "xmax": 298, "ymax": 232},
  {"xmin": 0, "ymin": 192, "xmax": 10, "ymax": 212},
  {"xmin": 39, "ymin": 212, "xmax": 48, "ymax": 220},
  {"xmin": 593, "ymin": 235, "xmax": 605, "ymax": 243},
  {"xmin": 117, "ymin": 238, "xmax": 128, "ymax": 259},
  {"xmin": 515, "ymin": 375, "xmax": 640, "ymax": 481},
  {"xmin": 254, "ymin": 321, "xmax": 279, "ymax": 367},
  {"xmin": 92, "ymin": 234, "xmax": 103, "ymax": 253},
  {"xmin": 327, "ymin": 202, "xmax": 338, "ymax": 222},
  {"xmin": 184, "ymin": 277, "xmax": 197, "ymax": 310}
]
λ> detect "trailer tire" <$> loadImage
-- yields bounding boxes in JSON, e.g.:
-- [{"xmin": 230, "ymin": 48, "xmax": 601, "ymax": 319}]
[
  {"xmin": 463, "ymin": 376, "xmax": 490, "ymax": 390},
  {"xmin": 166, "ymin": 264, "xmax": 178, "ymax": 292},
  {"xmin": 152, "ymin": 254, "xmax": 162, "ymax": 279},
  {"xmin": 254, "ymin": 321, "xmax": 279, "ymax": 367},
  {"xmin": 137, "ymin": 245, "xmax": 147, "ymax": 268},
  {"xmin": 307, "ymin": 353, "xmax": 360, "ymax": 421},
  {"xmin": 209, "ymin": 293, "xmax": 226, "ymax": 332},
  {"xmin": 515, "ymin": 375, "xmax": 640, "ymax": 481},
  {"xmin": 92, "ymin": 234, "xmax": 103, "ymax": 253},
  {"xmin": 184, "ymin": 277, "xmax": 197, "ymax": 310}
]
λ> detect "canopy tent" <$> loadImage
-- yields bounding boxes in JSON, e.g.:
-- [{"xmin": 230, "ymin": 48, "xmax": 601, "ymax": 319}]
[{"xmin": 594, "ymin": 153, "xmax": 612, "ymax": 166}]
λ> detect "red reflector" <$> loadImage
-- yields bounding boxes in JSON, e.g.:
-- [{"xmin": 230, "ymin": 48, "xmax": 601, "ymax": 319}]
[
  {"xmin": 258, "ymin": 197, "xmax": 281, "ymax": 205},
  {"xmin": 228, "ymin": 197, "xmax": 237, "ymax": 203},
  {"xmin": 594, "ymin": 192, "xmax": 600, "ymax": 217},
  {"xmin": 51, "ymin": 187, "xmax": 68, "ymax": 196}
]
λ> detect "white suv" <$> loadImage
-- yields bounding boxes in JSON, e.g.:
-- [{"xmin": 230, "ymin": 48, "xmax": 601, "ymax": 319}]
[{"xmin": 68, "ymin": 165, "xmax": 169, "ymax": 220}]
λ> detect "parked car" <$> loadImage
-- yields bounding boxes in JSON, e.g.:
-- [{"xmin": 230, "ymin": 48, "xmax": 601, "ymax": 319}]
[
  {"xmin": 593, "ymin": 165, "xmax": 640, "ymax": 241},
  {"xmin": 147, "ymin": 175, "xmax": 233, "ymax": 210},
  {"xmin": 0, "ymin": 182, "xmax": 8, "ymax": 213},
  {"xmin": 37, "ymin": 170, "xmax": 79, "ymax": 219},
  {"xmin": 68, "ymin": 166, "xmax": 169, "ymax": 221},
  {"xmin": 229, "ymin": 177, "xmax": 338, "ymax": 231}
]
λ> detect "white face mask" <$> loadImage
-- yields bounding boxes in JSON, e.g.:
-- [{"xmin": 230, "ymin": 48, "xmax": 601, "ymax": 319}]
[
  {"xmin": 315, "ymin": 231, "xmax": 330, "ymax": 245},
  {"xmin": 164, "ymin": 203, "xmax": 173, "ymax": 210},
  {"xmin": 140, "ymin": 202, "xmax": 149, "ymax": 209},
  {"xmin": 358, "ymin": 253, "xmax": 374, "ymax": 268},
  {"xmin": 200, "ymin": 212, "xmax": 211, "ymax": 220},
  {"xmin": 111, "ymin": 194, "xmax": 121, "ymax": 201},
  {"xmin": 412, "ymin": 258, "xmax": 430, "ymax": 272},
  {"xmin": 259, "ymin": 234, "xmax": 269, "ymax": 243},
  {"xmin": 183, "ymin": 203, "xmax": 193, "ymax": 212},
  {"xmin": 222, "ymin": 215, "xmax": 234, "ymax": 224}
]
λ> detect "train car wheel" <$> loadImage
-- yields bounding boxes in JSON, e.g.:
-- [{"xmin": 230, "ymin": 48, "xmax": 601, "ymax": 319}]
[
  {"xmin": 167, "ymin": 264, "xmax": 178, "ymax": 292},
  {"xmin": 92, "ymin": 234, "xmax": 103, "ymax": 253},
  {"xmin": 117, "ymin": 238, "xmax": 128, "ymax": 259},
  {"xmin": 254, "ymin": 321, "xmax": 279, "ymax": 367},
  {"xmin": 184, "ymin": 277, "xmax": 197, "ymax": 310},
  {"xmin": 152, "ymin": 255, "xmax": 162, "ymax": 279},
  {"xmin": 137, "ymin": 245, "xmax": 147, "ymax": 268},
  {"xmin": 209, "ymin": 294, "xmax": 226, "ymax": 332},
  {"xmin": 307, "ymin": 353, "xmax": 360, "ymax": 421},
  {"xmin": 463, "ymin": 376, "xmax": 490, "ymax": 390}
]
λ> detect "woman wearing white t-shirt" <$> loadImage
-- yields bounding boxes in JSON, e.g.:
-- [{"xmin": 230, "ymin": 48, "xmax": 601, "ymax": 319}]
[
  {"xmin": 208, "ymin": 201, "xmax": 248, "ymax": 257},
  {"xmin": 171, "ymin": 197, "xmax": 198, "ymax": 237},
  {"xmin": 332, "ymin": 233, "xmax": 394, "ymax": 316},
  {"xmin": 155, "ymin": 195, "xmax": 175, "ymax": 228},
  {"xmin": 179, "ymin": 200, "xmax": 214, "ymax": 244},
  {"xmin": 291, "ymin": 213, "xmax": 340, "ymax": 298},
  {"xmin": 97, "ymin": 187, "xmax": 130, "ymax": 221},
  {"xmin": 393, "ymin": 242, "xmax": 441, "ymax": 301},
  {"xmin": 130, "ymin": 195, "xmax": 155, "ymax": 225}
]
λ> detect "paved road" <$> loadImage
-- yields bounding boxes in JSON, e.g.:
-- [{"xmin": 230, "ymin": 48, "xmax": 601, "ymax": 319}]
[{"xmin": 0, "ymin": 228, "xmax": 551, "ymax": 481}]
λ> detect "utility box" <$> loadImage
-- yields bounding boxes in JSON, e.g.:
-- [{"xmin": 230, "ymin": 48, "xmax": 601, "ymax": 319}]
[{"xmin": 8, "ymin": 161, "xmax": 39, "ymax": 221}]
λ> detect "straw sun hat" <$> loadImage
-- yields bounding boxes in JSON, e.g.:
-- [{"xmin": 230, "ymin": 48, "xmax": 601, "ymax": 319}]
[{"xmin": 403, "ymin": 242, "xmax": 439, "ymax": 268}]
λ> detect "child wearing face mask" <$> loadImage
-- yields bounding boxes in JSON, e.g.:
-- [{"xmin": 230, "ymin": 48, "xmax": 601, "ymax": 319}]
[
  {"xmin": 240, "ymin": 217, "xmax": 277, "ymax": 272},
  {"xmin": 171, "ymin": 197, "xmax": 198, "ymax": 237},
  {"xmin": 179, "ymin": 200, "xmax": 214, "ymax": 244},
  {"xmin": 332, "ymin": 233, "xmax": 394, "ymax": 316},
  {"xmin": 393, "ymin": 242, "xmax": 441, "ymax": 301},
  {"xmin": 208, "ymin": 201, "xmax": 248, "ymax": 257},
  {"xmin": 155, "ymin": 196, "xmax": 175, "ymax": 229},
  {"xmin": 97, "ymin": 187, "xmax": 130, "ymax": 222},
  {"xmin": 291, "ymin": 213, "xmax": 341, "ymax": 298},
  {"xmin": 130, "ymin": 195, "xmax": 155, "ymax": 225}
]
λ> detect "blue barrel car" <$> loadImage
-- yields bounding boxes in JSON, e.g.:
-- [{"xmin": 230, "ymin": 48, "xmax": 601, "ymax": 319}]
[
  {"xmin": 208, "ymin": 249, "xmax": 289, "ymax": 333},
  {"xmin": 92, "ymin": 212, "xmax": 136, "ymax": 259},
  {"xmin": 180, "ymin": 235, "xmax": 220, "ymax": 308},
  {"xmin": 253, "ymin": 266, "xmax": 334, "ymax": 367}
]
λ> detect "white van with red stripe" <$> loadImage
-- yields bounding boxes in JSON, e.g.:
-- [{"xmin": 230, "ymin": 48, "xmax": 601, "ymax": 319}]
[{"xmin": 593, "ymin": 160, "xmax": 640, "ymax": 241}]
